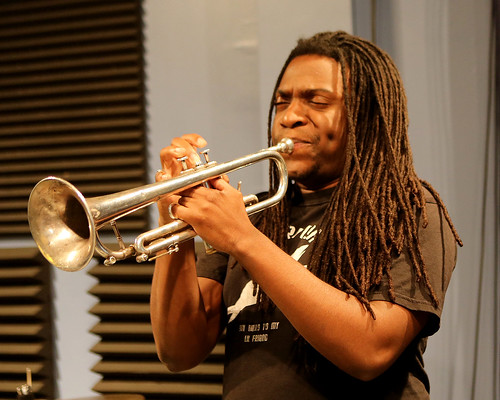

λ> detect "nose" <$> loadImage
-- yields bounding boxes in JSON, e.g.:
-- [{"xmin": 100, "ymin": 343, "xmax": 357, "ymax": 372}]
[{"xmin": 280, "ymin": 100, "xmax": 307, "ymax": 129}]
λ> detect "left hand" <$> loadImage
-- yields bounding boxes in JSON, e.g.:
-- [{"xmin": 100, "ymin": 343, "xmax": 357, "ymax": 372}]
[
  {"xmin": 169, "ymin": 177, "xmax": 257, "ymax": 254},
  {"xmin": 156, "ymin": 134, "xmax": 208, "ymax": 226}
]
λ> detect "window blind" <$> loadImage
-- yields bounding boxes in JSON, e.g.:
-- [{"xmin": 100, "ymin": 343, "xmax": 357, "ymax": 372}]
[
  {"xmin": 88, "ymin": 245, "xmax": 224, "ymax": 399},
  {"xmin": 0, "ymin": 0, "xmax": 148, "ymax": 237},
  {"xmin": 0, "ymin": 1, "xmax": 225, "ymax": 398},
  {"xmin": 0, "ymin": 248, "xmax": 54, "ymax": 400}
]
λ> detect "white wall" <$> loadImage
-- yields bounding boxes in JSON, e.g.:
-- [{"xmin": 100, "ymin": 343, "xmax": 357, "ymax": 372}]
[{"xmin": 144, "ymin": 0, "xmax": 353, "ymax": 205}]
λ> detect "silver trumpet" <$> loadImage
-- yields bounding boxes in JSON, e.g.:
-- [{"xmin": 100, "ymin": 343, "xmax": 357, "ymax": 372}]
[{"xmin": 28, "ymin": 138, "xmax": 293, "ymax": 272}]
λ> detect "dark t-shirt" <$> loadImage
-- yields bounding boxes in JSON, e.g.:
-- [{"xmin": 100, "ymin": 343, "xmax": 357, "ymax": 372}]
[{"xmin": 196, "ymin": 187, "xmax": 457, "ymax": 399}]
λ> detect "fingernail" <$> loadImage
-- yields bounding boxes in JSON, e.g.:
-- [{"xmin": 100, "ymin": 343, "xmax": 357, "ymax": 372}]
[{"xmin": 189, "ymin": 153, "xmax": 201, "ymax": 165}]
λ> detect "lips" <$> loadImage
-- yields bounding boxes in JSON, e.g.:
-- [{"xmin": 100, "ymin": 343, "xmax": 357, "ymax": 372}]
[
  {"xmin": 279, "ymin": 140, "xmax": 312, "ymax": 163},
  {"xmin": 276, "ymin": 135, "xmax": 312, "ymax": 146},
  {"xmin": 286, "ymin": 137, "xmax": 314, "ymax": 154}
]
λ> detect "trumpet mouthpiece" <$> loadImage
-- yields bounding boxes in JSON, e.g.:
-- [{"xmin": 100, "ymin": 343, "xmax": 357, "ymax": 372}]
[{"xmin": 276, "ymin": 138, "xmax": 294, "ymax": 154}]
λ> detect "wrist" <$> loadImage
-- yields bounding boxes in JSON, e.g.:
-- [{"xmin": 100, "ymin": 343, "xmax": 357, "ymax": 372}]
[{"xmin": 231, "ymin": 225, "xmax": 265, "ymax": 260}]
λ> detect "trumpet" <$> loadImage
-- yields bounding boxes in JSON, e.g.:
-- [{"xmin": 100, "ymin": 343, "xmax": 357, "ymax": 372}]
[{"xmin": 28, "ymin": 138, "xmax": 293, "ymax": 272}]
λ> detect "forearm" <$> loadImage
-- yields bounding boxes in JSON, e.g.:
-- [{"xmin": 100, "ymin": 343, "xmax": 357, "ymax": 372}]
[
  {"xmin": 231, "ymin": 227, "xmax": 424, "ymax": 380},
  {"xmin": 165, "ymin": 178, "xmax": 425, "ymax": 379},
  {"xmin": 150, "ymin": 241, "xmax": 221, "ymax": 371}
]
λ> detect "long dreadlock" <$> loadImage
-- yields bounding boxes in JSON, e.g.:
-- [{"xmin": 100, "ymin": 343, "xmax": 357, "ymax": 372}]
[{"xmin": 252, "ymin": 31, "xmax": 462, "ymax": 317}]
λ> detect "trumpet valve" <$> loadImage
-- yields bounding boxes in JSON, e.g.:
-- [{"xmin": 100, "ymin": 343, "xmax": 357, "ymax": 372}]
[
  {"xmin": 200, "ymin": 149, "xmax": 210, "ymax": 163},
  {"xmin": 177, "ymin": 156, "xmax": 189, "ymax": 171}
]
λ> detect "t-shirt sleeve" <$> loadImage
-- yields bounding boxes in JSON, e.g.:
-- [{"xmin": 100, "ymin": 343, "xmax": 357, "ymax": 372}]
[
  {"xmin": 196, "ymin": 249, "xmax": 230, "ymax": 284},
  {"xmin": 368, "ymin": 196, "xmax": 458, "ymax": 337}
]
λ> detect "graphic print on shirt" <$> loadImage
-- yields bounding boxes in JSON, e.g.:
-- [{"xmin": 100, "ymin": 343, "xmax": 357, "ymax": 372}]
[
  {"xmin": 226, "ymin": 224, "xmax": 319, "ymax": 329},
  {"xmin": 227, "ymin": 280, "xmax": 257, "ymax": 323}
]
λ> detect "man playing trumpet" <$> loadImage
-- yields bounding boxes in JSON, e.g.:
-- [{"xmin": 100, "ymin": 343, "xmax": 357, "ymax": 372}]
[{"xmin": 150, "ymin": 31, "xmax": 462, "ymax": 399}]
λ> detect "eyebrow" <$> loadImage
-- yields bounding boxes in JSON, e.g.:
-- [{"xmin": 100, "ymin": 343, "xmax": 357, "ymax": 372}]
[
  {"xmin": 275, "ymin": 88, "xmax": 337, "ymax": 99},
  {"xmin": 276, "ymin": 88, "xmax": 335, "ymax": 95}
]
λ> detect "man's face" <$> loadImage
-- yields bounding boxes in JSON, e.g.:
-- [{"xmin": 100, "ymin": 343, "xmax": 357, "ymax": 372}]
[{"xmin": 272, "ymin": 54, "xmax": 347, "ymax": 192}]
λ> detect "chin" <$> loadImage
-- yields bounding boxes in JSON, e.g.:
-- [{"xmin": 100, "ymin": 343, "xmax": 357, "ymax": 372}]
[
  {"xmin": 286, "ymin": 160, "xmax": 314, "ymax": 178},
  {"xmin": 288, "ymin": 170, "xmax": 314, "ymax": 184}
]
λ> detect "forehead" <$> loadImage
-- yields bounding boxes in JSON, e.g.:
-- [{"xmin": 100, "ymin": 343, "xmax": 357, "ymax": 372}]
[{"xmin": 277, "ymin": 54, "xmax": 343, "ymax": 94}]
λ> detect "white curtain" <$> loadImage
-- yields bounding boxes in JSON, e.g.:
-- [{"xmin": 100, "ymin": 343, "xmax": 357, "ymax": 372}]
[{"xmin": 353, "ymin": 1, "xmax": 498, "ymax": 399}]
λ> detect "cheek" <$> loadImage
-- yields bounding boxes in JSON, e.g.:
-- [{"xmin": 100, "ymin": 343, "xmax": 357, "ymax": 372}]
[
  {"xmin": 324, "ymin": 110, "xmax": 347, "ymax": 145},
  {"xmin": 318, "ymin": 123, "xmax": 347, "ymax": 166},
  {"xmin": 271, "ymin": 119, "xmax": 280, "ymax": 142},
  {"xmin": 331, "ymin": 109, "xmax": 346, "ymax": 135}
]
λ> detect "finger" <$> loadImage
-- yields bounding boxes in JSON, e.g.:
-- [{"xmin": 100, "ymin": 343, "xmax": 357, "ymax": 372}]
[
  {"xmin": 160, "ymin": 146, "xmax": 186, "ymax": 160},
  {"xmin": 177, "ymin": 196, "xmax": 188, "ymax": 207},
  {"xmin": 159, "ymin": 146, "xmax": 187, "ymax": 175},
  {"xmin": 155, "ymin": 169, "xmax": 171, "ymax": 182},
  {"xmin": 209, "ymin": 177, "xmax": 231, "ymax": 191},
  {"xmin": 178, "ymin": 133, "xmax": 207, "ymax": 148},
  {"xmin": 201, "ymin": 175, "xmax": 229, "ymax": 190},
  {"xmin": 157, "ymin": 194, "xmax": 182, "ymax": 225},
  {"xmin": 176, "ymin": 185, "xmax": 203, "ymax": 199},
  {"xmin": 171, "ymin": 135, "xmax": 207, "ymax": 166},
  {"xmin": 159, "ymin": 134, "xmax": 207, "ymax": 174},
  {"xmin": 170, "ymin": 197, "xmax": 192, "ymax": 220},
  {"xmin": 157, "ymin": 194, "xmax": 181, "ymax": 211}
]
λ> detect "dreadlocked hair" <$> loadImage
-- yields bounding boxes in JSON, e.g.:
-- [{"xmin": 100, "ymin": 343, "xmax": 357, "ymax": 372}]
[{"xmin": 252, "ymin": 31, "xmax": 462, "ymax": 318}]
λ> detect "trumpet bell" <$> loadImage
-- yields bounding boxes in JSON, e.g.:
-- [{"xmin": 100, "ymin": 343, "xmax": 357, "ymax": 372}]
[
  {"xmin": 28, "ymin": 177, "xmax": 96, "ymax": 272},
  {"xmin": 28, "ymin": 138, "xmax": 293, "ymax": 271}
]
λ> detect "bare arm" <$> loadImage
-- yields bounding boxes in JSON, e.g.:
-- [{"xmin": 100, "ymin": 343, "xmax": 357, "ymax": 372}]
[
  {"xmin": 172, "ymin": 178, "xmax": 428, "ymax": 381},
  {"xmin": 229, "ymin": 231, "xmax": 428, "ymax": 381},
  {"xmin": 150, "ymin": 242, "xmax": 224, "ymax": 371},
  {"xmin": 150, "ymin": 134, "xmax": 225, "ymax": 371}
]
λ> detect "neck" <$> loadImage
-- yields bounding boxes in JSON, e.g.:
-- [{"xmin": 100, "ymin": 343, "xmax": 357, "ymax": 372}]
[{"xmin": 296, "ymin": 178, "xmax": 341, "ymax": 194}]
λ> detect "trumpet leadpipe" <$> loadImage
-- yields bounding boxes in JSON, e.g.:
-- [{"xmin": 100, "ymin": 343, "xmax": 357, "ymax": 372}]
[{"xmin": 27, "ymin": 138, "xmax": 294, "ymax": 271}]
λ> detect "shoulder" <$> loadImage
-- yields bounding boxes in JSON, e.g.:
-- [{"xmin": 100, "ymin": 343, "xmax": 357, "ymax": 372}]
[
  {"xmin": 418, "ymin": 188, "xmax": 457, "ymax": 264},
  {"xmin": 369, "ymin": 186, "xmax": 458, "ymax": 335}
]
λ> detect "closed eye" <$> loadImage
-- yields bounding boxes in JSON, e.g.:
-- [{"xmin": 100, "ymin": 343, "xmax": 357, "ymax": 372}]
[
  {"xmin": 310, "ymin": 100, "xmax": 329, "ymax": 106},
  {"xmin": 305, "ymin": 93, "xmax": 332, "ymax": 107},
  {"xmin": 274, "ymin": 96, "xmax": 290, "ymax": 110}
]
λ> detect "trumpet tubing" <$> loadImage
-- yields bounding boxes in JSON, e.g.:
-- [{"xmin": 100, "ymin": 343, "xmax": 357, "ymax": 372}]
[{"xmin": 28, "ymin": 138, "xmax": 293, "ymax": 272}]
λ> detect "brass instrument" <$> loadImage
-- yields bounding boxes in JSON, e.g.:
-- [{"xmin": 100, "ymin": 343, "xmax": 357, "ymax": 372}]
[{"xmin": 28, "ymin": 138, "xmax": 293, "ymax": 272}]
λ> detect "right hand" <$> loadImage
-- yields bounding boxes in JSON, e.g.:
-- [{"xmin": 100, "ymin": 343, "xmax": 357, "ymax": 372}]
[{"xmin": 156, "ymin": 134, "xmax": 208, "ymax": 226}]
